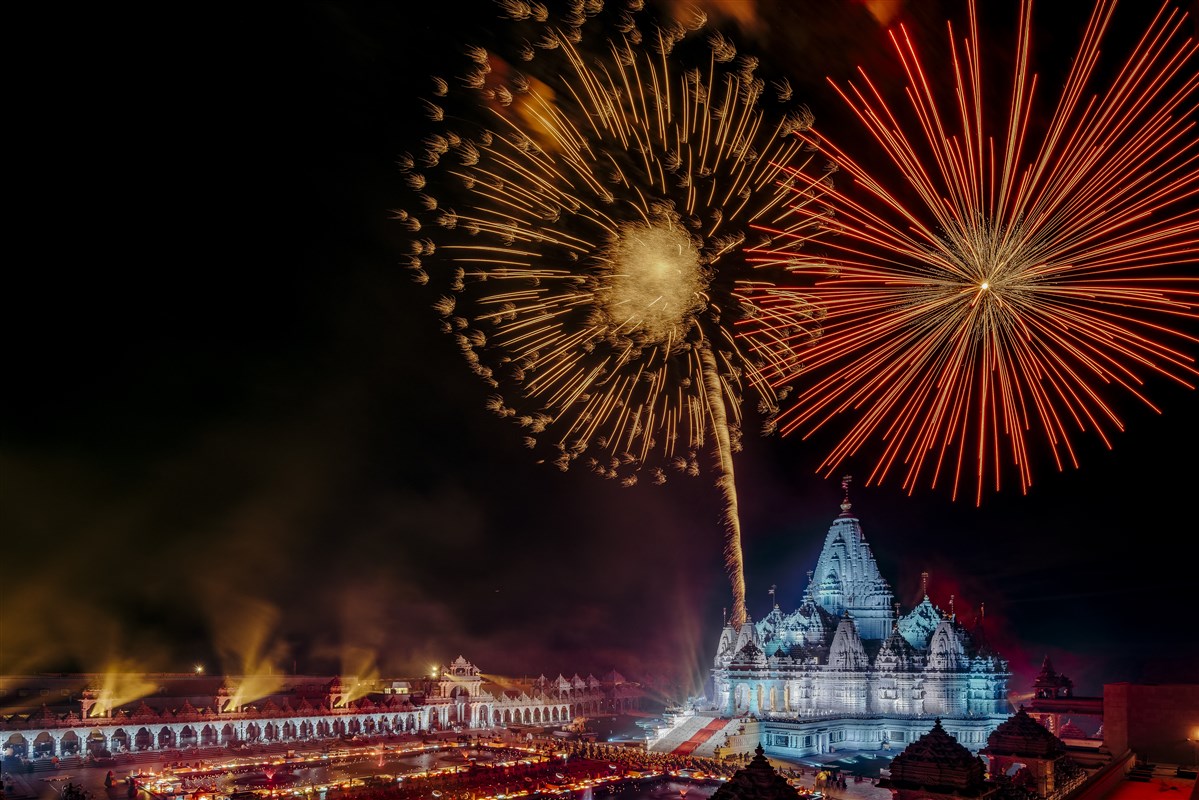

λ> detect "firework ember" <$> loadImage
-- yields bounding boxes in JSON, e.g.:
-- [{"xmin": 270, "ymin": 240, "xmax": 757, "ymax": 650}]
[
  {"xmin": 757, "ymin": 0, "xmax": 1199, "ymax": 503},
  {"xmin": 397, "ymin": 1, "xmax": 831, "ymax": 626}
]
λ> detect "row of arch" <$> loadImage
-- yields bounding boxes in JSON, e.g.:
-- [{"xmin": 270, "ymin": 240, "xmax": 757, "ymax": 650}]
[
  {"xmin": 424, "ymin": 699, "xmax": 598, "ymax": 729},
  {"xmin": 4, "ymin": 695, "xmax": 628, "ymax": 762},
  {"xmin": 2, "ymin": 696, "xmax": 639, "ymax": 759},
  {"xmin": 2, "ymin": 714, "xmax": 424, "ymax": 758}
]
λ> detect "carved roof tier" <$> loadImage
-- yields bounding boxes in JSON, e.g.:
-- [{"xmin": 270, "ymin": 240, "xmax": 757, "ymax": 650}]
[
  {"xmin": 709, "ymin": 745, "xmax": 802, "ymax": 800},
  {"xmin": 882, "ymin": 719, "xmax": 988, "ymax": 794},
  {"xmin": 980, "ymin": 709, "xmax": 1067, "ymax": 758}
]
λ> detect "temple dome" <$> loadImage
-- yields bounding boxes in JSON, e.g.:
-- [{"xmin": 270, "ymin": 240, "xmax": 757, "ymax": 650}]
[
  {"xmin": 809, "ymin": 478, "xmax": 894, "ymax": 638},
  {"xmin": 715, "ymin": 621, "xmax": 738, "ymax": 666},
  {"xmin": 927, "ymin": 620, "xmax": 967, "ymax": 671},
  {"xmin": 735, "ymin": 615, "xmax": 763, "ymax": 652},
  {"xmin": 758, "ymin": 605, "xmax": 788, "ymax": 656},
  {"xmin": 899, "ymin": 595, "xmax": 943, "ymax": 650},
  {"xmin": 875, "ymin": 624, "xmax": 918, "ymax": 671},
  {"xmin": 784, "ymin": 584, "xmax": 837, "ymax": 646},
  {"xmin": 827, "ymin": 615, "xmax": 870, "ymax": 671},
  {"xmin": 729, "ymin": 640, "xmax": 769, "ymax": 670}
]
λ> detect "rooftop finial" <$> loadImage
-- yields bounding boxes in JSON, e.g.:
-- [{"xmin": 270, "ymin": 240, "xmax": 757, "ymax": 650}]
[
  {"xmin": 769, "ymin": 584, "xmax": 778, "ymax": 609},
  {"xmin": 949, "ymin": 594, "xmax": 955, "ymax": 621},
  {"xmin": 722, "ymin": 607, "xmax": 727, "ymax": 626},
  {"xmin": 839, "ymin": 474, "xmax": 853, "ymax": 515},
  {"xmin": 893, "ymin": 602, "xmax": 901, "ymax": 631},
  {"xmin": 921, "ymin": 571, "xmax": 929, "ymax": 598}
]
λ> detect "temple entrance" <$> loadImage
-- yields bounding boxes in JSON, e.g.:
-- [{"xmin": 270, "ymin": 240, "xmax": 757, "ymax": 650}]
[
  {"xmin": 32, "ymin": 732, "xmax": 55, "ymax": 758},
  {"xmin": 86, "ymin": 730, "xmax": 107, "ymax": 756},
  {"xmin": 4, "ymin": 733, "xmax": 28, "ymax": 758}
]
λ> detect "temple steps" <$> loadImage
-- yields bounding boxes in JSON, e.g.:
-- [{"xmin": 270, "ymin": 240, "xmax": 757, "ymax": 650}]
[
  {"xmin": 687, "ymin": 718, "xmax": 744, "ymax": 758},
  {"xmin": 646, "ymin": 713, "xmax": 719, "ymax": 754},
  {"xmin": 672, "ymin": 717, "xmax": 728, "ymax": 756}
]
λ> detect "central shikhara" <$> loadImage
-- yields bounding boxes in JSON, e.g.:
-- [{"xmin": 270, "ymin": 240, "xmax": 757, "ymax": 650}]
[{"xmin": 648, "ymin": 480, "xmax": 1012, "ymax": 755}]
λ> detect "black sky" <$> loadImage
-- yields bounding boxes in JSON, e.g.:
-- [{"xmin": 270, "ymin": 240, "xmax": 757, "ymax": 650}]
[{"xmin": 3, "ymin": 0, "xmax": 1197, "ymax": 700}]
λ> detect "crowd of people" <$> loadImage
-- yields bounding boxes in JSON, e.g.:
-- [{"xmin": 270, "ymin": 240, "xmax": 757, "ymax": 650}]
[{"xmin": 2, "ymin": 728, "xmax": 881, "ymax": 800}]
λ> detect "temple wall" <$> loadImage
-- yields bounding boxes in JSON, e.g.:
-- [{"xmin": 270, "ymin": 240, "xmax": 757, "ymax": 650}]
[
  {"xmin": 1103, "ymin": 683, "xmax": 1199, "ymax": 764},
  {"xmin": 720, "ymin": 719, "xmax": 763, "ymax": 758}
]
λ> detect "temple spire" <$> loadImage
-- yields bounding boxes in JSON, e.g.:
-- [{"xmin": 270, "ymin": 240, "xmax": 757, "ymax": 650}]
[{"xmin": 921, "ymin": 571, "xmax": 929, "ymax": 598}]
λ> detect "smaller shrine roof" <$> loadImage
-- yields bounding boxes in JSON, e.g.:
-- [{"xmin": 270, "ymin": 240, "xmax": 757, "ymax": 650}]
[
  {"xmin": 980, "ymin": 709, "xmax": 1067, "ymax": 758},
  {"xmin": 709, "ymin": 745, "xmax": 802, "ymax": 800},
  {"xmin": 880, "ymin": 719, "xmax": 989, "ymax": 795}
]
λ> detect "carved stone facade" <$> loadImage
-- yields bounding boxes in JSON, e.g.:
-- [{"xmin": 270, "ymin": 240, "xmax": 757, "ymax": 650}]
[{"xmin": 653, "ymin": 480, "xmax": 1012, "ymax": 757}]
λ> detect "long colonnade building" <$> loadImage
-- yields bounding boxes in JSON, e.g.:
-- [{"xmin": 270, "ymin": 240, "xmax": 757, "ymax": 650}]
[{"xmin": 0, "ymin": 657, "xmax": 641, "ymax": 762}]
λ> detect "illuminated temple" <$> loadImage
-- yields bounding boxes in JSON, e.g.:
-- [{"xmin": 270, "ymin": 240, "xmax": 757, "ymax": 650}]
[{"xmin": 647, "ymin": 480, "xmax": 1012, "ymax": 756}]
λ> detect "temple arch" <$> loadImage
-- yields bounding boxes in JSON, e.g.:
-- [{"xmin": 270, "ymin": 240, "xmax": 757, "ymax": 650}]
[
  {"xmin": 60, "ymin": 731, "xmax": 81, "ymax": 755},
  {"xmin": 4, "ymin": 733, "xmax": 29, "ymax": 758},
  {"xmin": 200, "ymin": 725, "xmax": 218, "ymax": 748},
  {"xmin": 32, "ymin": 732, "xmax": 55, "ymax": 758},
  {"xmin": 157, "ymin": 724, "xmax": 175, "ymax": 753},
  {"xmin": 86, "ymin": 729, "xmax": 107, "ymax": 756}
]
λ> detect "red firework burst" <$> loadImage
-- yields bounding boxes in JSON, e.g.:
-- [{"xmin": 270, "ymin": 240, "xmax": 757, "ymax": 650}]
[{"xmin": 752, "ymin": 0, "xmax": 1199, "ymax": 503}]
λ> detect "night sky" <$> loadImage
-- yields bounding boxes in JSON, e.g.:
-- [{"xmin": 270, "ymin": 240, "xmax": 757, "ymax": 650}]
[{"xmin": 4, "ymin": 0, "xmax": 1197, "ymax": 702}]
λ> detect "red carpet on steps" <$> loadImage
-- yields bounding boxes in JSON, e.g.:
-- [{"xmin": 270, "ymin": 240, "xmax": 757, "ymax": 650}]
[{"xmin": 671, "ymin": 717, "xmax": 728, "ymax": 756}]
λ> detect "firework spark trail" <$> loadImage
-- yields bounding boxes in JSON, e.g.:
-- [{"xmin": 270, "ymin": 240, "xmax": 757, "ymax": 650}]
[
  {"xmin": 397, "ymin": 2, "xmax": 830, "ymax": 626},
  {"xmin": 754, "ymin": 0, "xmax": 1199, "ymax": 504}
]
